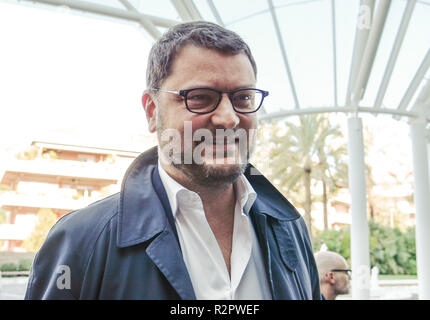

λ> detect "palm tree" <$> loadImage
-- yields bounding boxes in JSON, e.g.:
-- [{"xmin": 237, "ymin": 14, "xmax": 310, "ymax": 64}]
[
  {"xmin": 255, "ymin": 114, "xmax": 347, "ymax": 237},
  {"xmin": 315, "ymin": 141, "xmax": 348, "ymax": 230}
]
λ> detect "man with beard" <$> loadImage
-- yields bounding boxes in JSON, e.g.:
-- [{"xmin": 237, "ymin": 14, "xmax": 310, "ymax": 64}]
[
  {"xmin": 315, "ymin": 251, "xmax": 351, "ymax": 300},
  {"xmin": 25, "ymin": 21, "xmax": 321, "ymax": 300}
]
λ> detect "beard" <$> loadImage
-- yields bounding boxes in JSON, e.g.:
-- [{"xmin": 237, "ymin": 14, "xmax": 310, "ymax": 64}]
[
  {"xmin": 157, "ymin": 115, "xmax": 255, "ymax": 187},
  {"xmin": 335, "ymin": 280, "xmax": 350, "ymax": 295},
  {"xmin": 172, "ymin": 156, "xmax": 248, "ymax": 187},
  {"xmin": 173, "ymin": 141, "xmax": 251, "ymax": 187}
]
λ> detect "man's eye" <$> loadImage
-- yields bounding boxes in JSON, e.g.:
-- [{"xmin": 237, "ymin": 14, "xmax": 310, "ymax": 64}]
[
  {"xmin": 238, "ymin": 95, "xmax": 251, "ymax": 100},
  {"xmin": 188, "ymin": 94, "xmax": 209, "ymax": 101}
]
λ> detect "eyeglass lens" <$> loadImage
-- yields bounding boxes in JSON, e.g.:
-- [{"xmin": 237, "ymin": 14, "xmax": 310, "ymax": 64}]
[
  {"xmin": 332, "ymin": 270, "xmax": 352, "ymax": 277},
  {"xmin": 185, "ymin": 89, "xmax": 263, "ymax": 113}
]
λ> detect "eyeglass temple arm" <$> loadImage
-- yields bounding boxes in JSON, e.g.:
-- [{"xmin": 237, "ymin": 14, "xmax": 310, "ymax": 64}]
[{"xmin": 150, "ymin": 88, "xmax": 181, "ymax": 95}]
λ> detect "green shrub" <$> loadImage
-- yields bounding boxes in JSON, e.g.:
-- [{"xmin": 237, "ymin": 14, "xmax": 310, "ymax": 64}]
[
  {"xmin": 312, "ymin": 221, "xmax": 417, "ymax": 275},
  {"xmin": 0, "ymin": 262, "xmax": 18, "ymax": 272},
  {"xmin": 18, "ymin": 259, "xmax": 33, "ymax": 271},
  {"xmin": 312, "ymin": 226, "xmax": 351, "ymax": 266}
]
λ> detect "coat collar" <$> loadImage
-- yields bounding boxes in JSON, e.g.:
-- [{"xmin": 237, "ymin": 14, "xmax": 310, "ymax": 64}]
[
  {"xmin": 117, "ymin": 146, "xmax": 196, "ymax": 299},
  {"xmin": 244, "ymin": 165, "xmax": 301, "ymax": 222},
  {"xmin": 117, "ymin": 147, "xmax": 301, "ymax": 248},
  {"xmin": 117, "ymin": 146, "xmax": 164, "ymax": 248}
]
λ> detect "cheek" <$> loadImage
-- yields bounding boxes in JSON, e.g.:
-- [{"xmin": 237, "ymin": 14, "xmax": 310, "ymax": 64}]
[
  {"xmin": 167, "ymin": 113, "xmax": 257, "ymax": 140},
  {"xmin": 166, "ymin": 115, "xmax": 210, "ymax": 148},
  {"xmin": 178, "ymin": 114, "xmax": 213, "ymax": 134},
  {"xmin": 239, "ymin": 115, "xmax": 257, "ymax": 142},
  {"xmin": 159, "ymin": 107, "xmax": 195, "ymax": 130}
]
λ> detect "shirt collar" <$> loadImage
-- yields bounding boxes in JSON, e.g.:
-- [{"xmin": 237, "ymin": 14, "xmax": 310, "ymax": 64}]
[
  {"xmin": 234, "ymin": 172, "xmax": 257, "ymax": 216},
  {"xmin": 157, "ymin": 160, "xmax": 186, "ymax": 218},
  {"xmin": 157, "ymin": 160, "xmax": 257, "ymax": 218}
]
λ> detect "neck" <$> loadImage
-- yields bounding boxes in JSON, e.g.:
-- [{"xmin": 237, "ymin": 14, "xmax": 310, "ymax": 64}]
[
  {"xmin": 160, "ymin": 161, "xmax": 237, "ymax": 219},
  {"xmin": 321, "ymin": 284, "xmax": 336, "ymax": 300}
]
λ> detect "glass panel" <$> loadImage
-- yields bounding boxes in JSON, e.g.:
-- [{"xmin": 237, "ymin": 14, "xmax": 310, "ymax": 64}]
[
  {"xmin": 82, "ymin": 0, "xmax": 181, "ymax": 21},
  {"xmin": 134, "ymin": 0, "xmax": 181, "ymax": 20},
  {"xmin": 193, "ymin": 0, "xmax": 221, "ymax": 24},
  {"xmin": 82, "ymin": 0, "xmax": 128, "ymax": 10},
  {"xmin": 226, "ymin": 12, "xmax": 296, "ymax": 112},
  {"xmin": 270, "ymin": 0, "xmax": 335, "ymax": 107},
  {"xmin": 213, "ymin": 0, "xmax": 269, "ymax": 26},
  {"xmin": 332, "ymin": 0, "xmax": 360, "ymax": 107},
  {"xmin": 359, "ymin": 0, "xmax": 409, "ymax": 108},
  {"xmin": 381, "ymin": 1, "xmax": 430, "ymax": 109}
]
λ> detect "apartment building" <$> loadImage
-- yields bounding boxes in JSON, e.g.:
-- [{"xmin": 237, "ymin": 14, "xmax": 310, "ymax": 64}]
[{"xmin": 0, "ymin": 140, "xmax": 152, "ymax": 251}]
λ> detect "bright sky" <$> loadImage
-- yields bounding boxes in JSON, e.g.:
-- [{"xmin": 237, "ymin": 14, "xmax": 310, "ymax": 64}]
[
  {"xmin": 0, "ymin": 1, "xmax": 154, "ymax": 151},
  {"xmin": 0, "ymin": 0, "xmax": 425, "ymax": 181}
]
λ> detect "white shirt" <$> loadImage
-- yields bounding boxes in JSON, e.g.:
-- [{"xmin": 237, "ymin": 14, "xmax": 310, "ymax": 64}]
[{"xmin": 158, "ymin": 162, "xmax": 272, "ymax": 300}]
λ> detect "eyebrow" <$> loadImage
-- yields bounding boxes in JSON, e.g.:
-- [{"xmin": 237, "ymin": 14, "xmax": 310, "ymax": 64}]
[{"xmin": 182, "ymin": 84, "xmax": 257, "ymax": 91}]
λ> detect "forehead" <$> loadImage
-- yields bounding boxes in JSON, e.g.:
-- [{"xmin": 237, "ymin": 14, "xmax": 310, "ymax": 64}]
[{"xmin": 163, "ymin": 44, "xmax": 256, "ymax": 89}]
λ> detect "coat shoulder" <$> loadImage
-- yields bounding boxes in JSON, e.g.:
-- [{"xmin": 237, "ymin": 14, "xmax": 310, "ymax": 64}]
[
  {"xmin": 46, "ymin": 193, "xmax": 121, "ymax": 264},
  {"xmin": 25, "ymin": 193, "xmax": 121, "ymax": 299},
  {"xmin": 39, "ymin": 192, "xmax": 121, "ymax": 267},
  {"xmin": 54, "ymin": 192, "xmax": 120, "ymax": 239}
]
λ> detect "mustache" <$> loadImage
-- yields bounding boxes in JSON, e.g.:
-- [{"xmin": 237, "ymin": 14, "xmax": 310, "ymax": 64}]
[
  {"xmin": 198, "ymin": 137, "xmax": 239, "ymax": 145},
  {"xmin": 194, "ymin": 129, "xmax": 246, "ymax": 145}
]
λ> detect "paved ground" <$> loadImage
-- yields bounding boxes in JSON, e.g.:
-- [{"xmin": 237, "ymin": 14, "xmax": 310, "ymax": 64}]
[
  {"xmin": 0, "ymin": 277, "xmax": 28, "ymax": 300},
  {"xmin": 0, "ymin": 277, "xmax": 420, "ymax": 300}
]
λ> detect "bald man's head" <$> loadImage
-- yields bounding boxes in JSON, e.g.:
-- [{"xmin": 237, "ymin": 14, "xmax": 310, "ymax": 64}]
[
  {"xmin": 315, "ymin": 251, "xmax": 348, "ymax": 282},
  {"xmin": 315, "ymin": 251, "xmax": 350, "ymax": 299}
]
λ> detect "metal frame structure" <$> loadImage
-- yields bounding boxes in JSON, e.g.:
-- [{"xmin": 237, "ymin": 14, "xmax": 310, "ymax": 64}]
[
  {"xmin": 267, "ymin": 0, "xmax": 300, "ymax": 109},
  {"xmin": 8, "ymin": 0, "xmax": 430, "ymax": 300},
  {"xmin": 374, "ymin": 0, "xmax": 416, "ymax": 108}
]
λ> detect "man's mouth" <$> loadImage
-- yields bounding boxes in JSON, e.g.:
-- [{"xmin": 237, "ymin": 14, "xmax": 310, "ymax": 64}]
[
  {"xmin": 199, "ymin": 137, "xmax": 239, "ymax": 151},
  {"xmin": 199, "ymin": 134, "xmax": 240, "ymax": 144},
  {"xmin": 212, "ymin": 142, "xmax": 237, "ymax": 152}
]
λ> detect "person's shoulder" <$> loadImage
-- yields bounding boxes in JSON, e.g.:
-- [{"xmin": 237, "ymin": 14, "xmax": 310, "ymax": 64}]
[
  {"xmin": 36, "ymin": 192, "xmax": 121, "ymax": 271},
  {"xmin": 52, "ymin": 192, "xmax": 120, "ymax": 242},
  {"xmin": 26, "ymin": 193, "xmax": 121, "ymax": 299}
]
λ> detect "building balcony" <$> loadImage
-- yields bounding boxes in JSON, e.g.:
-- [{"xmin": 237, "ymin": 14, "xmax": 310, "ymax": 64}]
[
  {"xmin": 1, "ymin": 158, "xmax": 129, "ymax": 183},
  {"xmin": 0, "ymin": 223, "xmax": 33, "ymax": 241},
  {"xmin": 0, "ymin": 190, "xmax": 107, "ymax": 212}
]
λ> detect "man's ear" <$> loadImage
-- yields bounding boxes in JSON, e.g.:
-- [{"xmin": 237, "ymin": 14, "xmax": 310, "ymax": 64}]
[
  {"xmin": 325, "ymin": 272, "xmax": 336, "ymax": 285},
  {"xmin": 142, "ymin": 92, "xmax": 157, "ymax": 133}
]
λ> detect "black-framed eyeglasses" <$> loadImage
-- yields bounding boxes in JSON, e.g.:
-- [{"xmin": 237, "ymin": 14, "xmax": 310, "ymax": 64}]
[
  {"xmin": 151, "ymin": 87, "xmax": 269, "ymax": 114},
  {"xmin": 331, "ymin": 269, "xmax": 352, "ymax": 277}
]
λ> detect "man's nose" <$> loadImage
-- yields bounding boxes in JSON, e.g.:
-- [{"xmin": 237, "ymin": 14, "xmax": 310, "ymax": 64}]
[{"xmin": 210, "ymin": 93, "xmax": 240, "ymax": 129}]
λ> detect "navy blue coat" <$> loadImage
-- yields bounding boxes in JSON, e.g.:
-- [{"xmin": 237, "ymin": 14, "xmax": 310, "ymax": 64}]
[{"xmin": 25, "ymin": 147, "xmax": 321, "ymax": 300}]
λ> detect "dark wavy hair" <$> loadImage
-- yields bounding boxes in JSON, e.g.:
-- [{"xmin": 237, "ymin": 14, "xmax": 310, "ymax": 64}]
[{"xmin": 146, "ymin": 21, "xmax": 257, "ymax": 90}]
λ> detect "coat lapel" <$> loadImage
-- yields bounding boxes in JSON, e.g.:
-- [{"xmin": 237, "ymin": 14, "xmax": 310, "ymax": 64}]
[
  {"xmin": 117, "ymin": 147, "xmax": 195, "ymax": 300},
  {"xmin": 249, "ymin": 209, "xmax": 276, "ymax": 299},
  {"xmin": 250, "ymin": 206, "xmax": 302, "ymax": 300},
  {"xmin": 145, "ymin": 228, "xmax": 196, "ymax": 300},
  {"xmin": 246, "ymin": 164, "xmax": 303, "ymax": 300}
]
